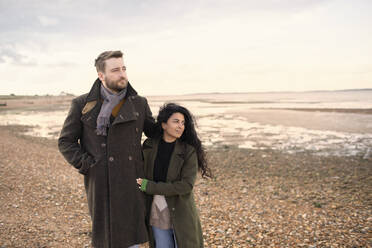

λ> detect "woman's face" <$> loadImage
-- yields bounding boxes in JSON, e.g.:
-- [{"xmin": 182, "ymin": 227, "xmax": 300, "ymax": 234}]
[{"xmin": 162, "ymin": 112, "xmax": 185, "ymax": 142}]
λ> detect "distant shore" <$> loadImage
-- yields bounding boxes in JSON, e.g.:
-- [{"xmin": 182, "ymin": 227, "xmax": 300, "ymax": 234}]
[
  {"xmin": 0, "ymin": 124, "xmax": 371, "ymax": 247},
  {"xmin": 0, "ymin": 95, "xmax": 74, "ymax": 111}
]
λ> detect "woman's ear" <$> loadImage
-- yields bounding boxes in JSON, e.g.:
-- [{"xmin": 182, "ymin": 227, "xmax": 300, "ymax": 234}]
[{"xmin": 161, "ymin": 122, "xmax": 166, "ymax": 131}]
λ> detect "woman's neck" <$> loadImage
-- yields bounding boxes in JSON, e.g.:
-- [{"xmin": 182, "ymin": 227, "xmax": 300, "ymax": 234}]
[{"xmin": 162, "ymin": 134, "xmax": 176, "ymax": 143}]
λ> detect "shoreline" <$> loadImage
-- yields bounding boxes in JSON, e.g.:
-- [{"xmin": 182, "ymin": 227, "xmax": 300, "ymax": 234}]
[
  {"xmin": 258, "ymin": 107, "xmax": 372, "ymax": 115},
  {"xmin": 1, "ymin": 95, "xmax": 372, "ymax": 115},
  {"xmin": 0, "ymin": 125, "xmax": 371, "ymax": 247}
]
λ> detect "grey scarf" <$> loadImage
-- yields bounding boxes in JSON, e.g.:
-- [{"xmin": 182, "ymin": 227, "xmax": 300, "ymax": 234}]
[{"xmin": 96, "ymin": 85, "xmax": 127, "ymax": 136}]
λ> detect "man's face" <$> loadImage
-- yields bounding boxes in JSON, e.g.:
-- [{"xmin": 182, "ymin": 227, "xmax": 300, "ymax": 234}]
[{"xmin": 99, "ymin": 57, "xmax": 128, "ymax": 93}]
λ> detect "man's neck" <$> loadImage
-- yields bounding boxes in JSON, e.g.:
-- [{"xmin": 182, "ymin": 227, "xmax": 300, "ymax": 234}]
[{"xmin": 102, "ymin": 84, "xmax": 118, "ymax": 94}]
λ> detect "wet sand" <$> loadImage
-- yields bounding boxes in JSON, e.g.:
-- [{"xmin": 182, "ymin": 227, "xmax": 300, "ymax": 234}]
[
  {"xmin": 0, "ymin": 125, "xmax": 371, "ymax": 247},
  {"xmin": 231, "ymin": 108, "xmax": 372, "ymax": 134}
]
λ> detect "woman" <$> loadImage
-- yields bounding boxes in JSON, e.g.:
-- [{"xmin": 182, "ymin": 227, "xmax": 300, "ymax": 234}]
[{"xmin": 136, "ymin": 103, "xmax": 211, "ymax": 248}]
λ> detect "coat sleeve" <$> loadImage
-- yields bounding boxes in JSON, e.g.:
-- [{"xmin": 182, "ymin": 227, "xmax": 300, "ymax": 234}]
[
  {"xmin": 58, "ymin": 98, "xmax": 96, "ymax": 175},
  {"xmin": 145, "ymin": 147, "xmax": 198, "ymax": 196},
  {"xmin": 142, "ymin": 97, "xmax": 157, "ymax": 138}
]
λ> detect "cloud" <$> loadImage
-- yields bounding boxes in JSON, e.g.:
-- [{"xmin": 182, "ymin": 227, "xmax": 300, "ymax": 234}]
[
  {"xmin": 0, "ymin": 0, "xmax": 371, "ymax": 95},
  {"xmin": 0, "ymin": 47, "xmax": 24, "ymax": 63},
  {"xmin": 0, "ymin": 0, "xmax": 330, "ymax": 37},
  {"xmin": 37, "ymin": 15, "xmax": 59, "ymax": 27},
  {"xmin": 0, "ymin": 47, "xmax": 37, "ymax": 66}
]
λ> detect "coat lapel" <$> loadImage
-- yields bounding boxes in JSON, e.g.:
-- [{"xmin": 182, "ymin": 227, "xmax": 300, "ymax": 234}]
[
  {"xmin": 143, "ymin": 138, "xmax": 186, "ymax": 182},
  {"xmin": 80, "ymin": 79, "xmax": 140, "ymax": 127},
  {"xmin": 112, "ymin": 96, "xmax": 138, "ymax": 125},
  {"xmin": 143, "ymin": 139, "xmax": 159, "ymax": 181},
  {"xmin": 167, "ymin": 140, "xmax": 185, "ymax": 182},
  {"xmin": 80, "ymin": 78, "xmax": 101, "ymax": 128},
  {"xmin": 81, "ymin": 100, "xmax": 102, "ymax": 128}
]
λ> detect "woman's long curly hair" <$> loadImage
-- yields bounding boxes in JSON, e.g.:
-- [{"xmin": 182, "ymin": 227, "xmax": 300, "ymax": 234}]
[{"xmin": 156, "ymin": 103, "xmax": 212, "ymax": 178}]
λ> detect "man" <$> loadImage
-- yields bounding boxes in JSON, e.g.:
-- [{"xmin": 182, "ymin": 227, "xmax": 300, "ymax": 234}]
[{"xmin": 58, "ymin": 51, "xmax": 156, "ymax": 248}]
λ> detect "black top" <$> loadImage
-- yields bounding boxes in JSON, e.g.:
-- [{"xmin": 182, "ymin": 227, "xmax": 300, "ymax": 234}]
[{"xmin": 153, "ymin": 139, "xmax": 176, "ymax": 182}]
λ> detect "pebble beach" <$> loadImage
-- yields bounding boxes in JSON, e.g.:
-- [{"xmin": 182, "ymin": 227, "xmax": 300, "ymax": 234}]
[
  {"xmin": 0, "ymin": 95, "xmax": 371, "ymax": 247},
  {"xmin": 0, "ymin": 125, "xmax": 371, "ymax": 247}
]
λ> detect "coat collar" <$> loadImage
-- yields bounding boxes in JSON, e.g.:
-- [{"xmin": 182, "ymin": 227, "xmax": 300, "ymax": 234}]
[
  {"xmin": 81, "ymin": 78, "xmax": 139, "ymax": 127},
  {"xmin": 144, "ymin": 138, "xmax": 186, "ymax": 182},
  {"xmin": 111, "ymin": 96, "xmax": 138, "ymax": 125},
  {"xmin": 86, "ymin": 78, "xmax": 138, "ymax": 102},
  {"xmin": 145, "ymin": 138, "xmax": 186, "ymax": 156}
]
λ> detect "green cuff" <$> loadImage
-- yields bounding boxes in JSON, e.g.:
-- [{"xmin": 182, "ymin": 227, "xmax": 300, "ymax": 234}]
[{"xmin": 140, "ymin": 179, "xmax": 148, "ymax": 192}]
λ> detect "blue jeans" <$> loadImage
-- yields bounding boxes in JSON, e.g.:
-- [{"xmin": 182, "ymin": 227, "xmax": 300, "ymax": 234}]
[{"xmin": 152, "ymin": 226, "xmax": 177, "ymax": 248}]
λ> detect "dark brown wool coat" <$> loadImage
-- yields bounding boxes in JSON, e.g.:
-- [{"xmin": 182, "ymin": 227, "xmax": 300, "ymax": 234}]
[
  {"xmin": 142, "ymin": 138, "xmax": 204, "ymax": 248},
  {"xmin": 58, "ymin": 79, "xmax": 155, "ymax": 248}
]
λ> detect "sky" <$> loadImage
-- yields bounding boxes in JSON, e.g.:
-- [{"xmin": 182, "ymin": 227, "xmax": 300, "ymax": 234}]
[{"xmin": 0, "ymin": 0, "xmax": 371, "ymax": 96}]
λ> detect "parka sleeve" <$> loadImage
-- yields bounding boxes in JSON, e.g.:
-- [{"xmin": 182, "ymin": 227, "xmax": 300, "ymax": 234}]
[
  {"xmin": 142, "ymin": 98, "xmax": 157, "ymax": 138},
  {"xmin": 58, "ymin": 98, "xmax": 96, "ymax": 175},
  {"xmin": 145, "ymin": 147, "xmax": 198, "ymax": 196}
]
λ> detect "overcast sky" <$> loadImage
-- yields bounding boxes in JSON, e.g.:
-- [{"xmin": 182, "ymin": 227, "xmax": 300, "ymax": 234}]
[{"xmin": 0, "ymin": 0, "xmax": 371, "ymax": 95}]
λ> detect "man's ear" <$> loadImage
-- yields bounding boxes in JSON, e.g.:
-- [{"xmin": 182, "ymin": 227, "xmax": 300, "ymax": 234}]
[
  {"xmin": 98, "ymin": 71, "xmax": 105, "ymax": 82},
  {"xmin": 161, "ymin": 122, "xmax": 166, "ymax": 131}
]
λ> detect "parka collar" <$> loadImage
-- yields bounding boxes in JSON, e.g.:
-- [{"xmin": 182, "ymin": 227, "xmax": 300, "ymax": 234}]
[
  {"xmin": 147, "ymin": 138, "xmax": 186, "ymax": 156},
  {"xmin": 145, "ymin": 138, "xmax": 187, "ymax": 182},
  {"xmin": 86, "ymin": 78, "xmax": 138, "ymax": 102}
]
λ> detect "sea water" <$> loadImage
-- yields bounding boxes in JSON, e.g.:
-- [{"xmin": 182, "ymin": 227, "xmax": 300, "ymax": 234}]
[{"xmin": 1, "ymin": 90, "xmax": 372, "ymax": 157}]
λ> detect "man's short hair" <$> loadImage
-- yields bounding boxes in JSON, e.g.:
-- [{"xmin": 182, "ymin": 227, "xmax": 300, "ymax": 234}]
[{"xmin": 95, "ymin": 50, "xmax": 123, "ymax": 72}]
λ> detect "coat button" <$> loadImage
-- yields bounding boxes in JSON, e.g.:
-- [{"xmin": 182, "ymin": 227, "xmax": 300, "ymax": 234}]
[
  {"xmin": 101, "ymin": 143, "xmax": 106, "ymax": 147},
  {"xmin": 135, "ymin": 128, "xmax": 139, "ymax": 132},
  {"xmin": 128, "ymin": 156, "xmax": 133, "ymax": 161},
  {"xmin": 109, "ymin": 156, "xmax": 114, "ymax": 162},
  {"xmin": 172, "ymin": 208, "xmax": 175, "ymax": 211}
]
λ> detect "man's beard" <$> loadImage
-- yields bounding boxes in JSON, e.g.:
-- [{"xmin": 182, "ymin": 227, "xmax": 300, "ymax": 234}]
[{"xmin": 105, "ymin": 77, "xmax": 128, "ymax": 92}]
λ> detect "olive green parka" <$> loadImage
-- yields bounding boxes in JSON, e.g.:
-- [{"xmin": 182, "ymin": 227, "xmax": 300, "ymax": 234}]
[{"xmin": 142, "ymin": 138, "xmax": 204, "ymax": 248}]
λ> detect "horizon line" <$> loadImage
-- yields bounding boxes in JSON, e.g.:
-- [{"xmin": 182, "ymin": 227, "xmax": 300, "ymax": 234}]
[{"xmin": 1, "ymin": 88, "xmax": 372, "ymax": 97}]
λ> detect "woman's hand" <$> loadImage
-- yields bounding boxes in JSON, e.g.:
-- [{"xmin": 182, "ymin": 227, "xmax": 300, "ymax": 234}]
[{"xmin": 137, "ymin": 178, "xmax": 148, "ymax": 192}]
